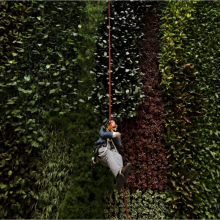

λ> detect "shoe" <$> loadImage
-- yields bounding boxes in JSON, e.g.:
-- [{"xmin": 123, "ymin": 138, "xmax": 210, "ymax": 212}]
[
  {"xmin": 121, "ymin": 163, "xmax": 132, "ymax": 181},
  {"xmin": 115, "ymin": 172, "xmax": 125, "ymax": 191}
]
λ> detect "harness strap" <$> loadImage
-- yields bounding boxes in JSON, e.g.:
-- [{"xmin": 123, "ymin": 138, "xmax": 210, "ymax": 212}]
[
  {"xmin": 98, "ymin": 145, "xmax": 108, "ymax": 157},
  {"xmin": 107, "ymin": 138, "xmax": 117, "ymax": 151}
]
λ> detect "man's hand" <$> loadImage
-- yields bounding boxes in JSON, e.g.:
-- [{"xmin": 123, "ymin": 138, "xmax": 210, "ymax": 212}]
[
  {"xmin": 116, "ymin": 132, "xmax": 121, "ymax": 138},
  {"xmin": 112, "ymin": 132, "xmax": 121, "ymax": 138}
]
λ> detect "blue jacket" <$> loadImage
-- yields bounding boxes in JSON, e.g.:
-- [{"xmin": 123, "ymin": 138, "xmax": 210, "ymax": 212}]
[{"xmin": 95, "ymin": 126, "xmax": 122, "ymax": 149}]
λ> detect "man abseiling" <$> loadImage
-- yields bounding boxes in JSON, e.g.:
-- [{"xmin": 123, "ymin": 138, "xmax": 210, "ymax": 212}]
[{"xmin": 95, "ymin": 114, "xmax": 132, "ymax": 190}]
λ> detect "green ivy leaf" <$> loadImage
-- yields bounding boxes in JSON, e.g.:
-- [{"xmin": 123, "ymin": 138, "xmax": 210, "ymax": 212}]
[
  {"xmin": 37, "ymin": 137, "xmax": 44, "ymax": 142},
  {"xmin": 50, "ymin": 89, "xmax": 56, "ymax": 94},
  {"xmin": 166, "ymin": 197, "xmax": 172, "ymax": 203}
]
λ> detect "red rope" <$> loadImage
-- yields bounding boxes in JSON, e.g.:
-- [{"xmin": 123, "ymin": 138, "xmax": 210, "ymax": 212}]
[
  {"xmin": 108, "ymin": 0, "xmax": 111, "ymax": 122},
  {"xmin": 122, "ymin": 186, "xmax": 129, "ymax": 219},
  {"xmin": 108, "ymin": 1, "xmax": 129, "ymax": 219}
]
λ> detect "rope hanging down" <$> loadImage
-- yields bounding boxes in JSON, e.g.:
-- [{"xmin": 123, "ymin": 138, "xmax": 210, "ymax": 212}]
[
  {"xmin": 122, "ymin": 186, "xmax": 129, "ymax": 219},
  {"xmin": 108, "ymin": 1, "xmax": 129, "ymax": 219},
  {"xmin": 108, "ymin": 0, "xmax": 111, "ymax": 122}
]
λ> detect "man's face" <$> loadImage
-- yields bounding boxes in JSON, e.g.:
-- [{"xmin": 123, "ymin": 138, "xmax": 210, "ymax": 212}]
[{"xmin": 110, "ymin": 120, "xmax": 116, "ymax": 128}]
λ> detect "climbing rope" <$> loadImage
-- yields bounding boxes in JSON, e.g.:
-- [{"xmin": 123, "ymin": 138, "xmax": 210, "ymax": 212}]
[
  {"xmin": 108, "ymin": 0, "xmax": 111, "ymax": 121},
  {"xmin": 108, "ymin": 1, "xmax": 129, "ymax": 219},
  {"xmin": 122, "ymin": 186, "xmax": 129, "ymax": 219}
]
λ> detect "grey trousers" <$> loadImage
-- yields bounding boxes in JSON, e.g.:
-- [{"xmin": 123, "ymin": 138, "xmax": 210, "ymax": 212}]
[{"xmin": 98, "ymin": 145, "xmax": 123, "ymax": 178}]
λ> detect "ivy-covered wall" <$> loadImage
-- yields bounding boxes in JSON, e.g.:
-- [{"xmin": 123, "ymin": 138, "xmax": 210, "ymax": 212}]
[
  {"xmin": 0, "ymin": 2, "xmax": 42, "ymax": 218},
  {"xmin": 104, "ymin": 189, "xmax": 168, "ymax": 219},
  {"xmin": 92, "ymin": 1, "xmax": 148, "ymax": 121},
  {"xmin": 119, "ymin": 2, "xmax": 167, "ymax": 194},
  {"xmin": 0, "ymin": 1, "xmax": 102, "ymax": 218},
  {"xmin": 1, "ymin": 1, "xmax": 220, "ymax": 219},
  {"xmin": 159, "ymin": 1, "xmax": 220, "ymax": 218},
  {"xmin": 32, "ymin": 125, "xmax": 74, "ymax": 219},
  {"xmin": 57, "ymin": 1, "xmax": 116, "ymax": 219},
  {"xmin": 93, "ymin": 2, "xmax": 169, "ymax": 218}
]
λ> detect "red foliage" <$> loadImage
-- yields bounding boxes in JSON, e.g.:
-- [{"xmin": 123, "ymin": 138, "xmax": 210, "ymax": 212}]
[{"xmin": 118, "ymin": 3, "xmax": 168, "ymax": 193}]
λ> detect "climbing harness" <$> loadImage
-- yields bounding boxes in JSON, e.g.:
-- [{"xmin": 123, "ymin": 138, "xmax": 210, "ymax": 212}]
[
  {"xmin": 91, "ymin": 138, "xmax": 117, "ymax": 168},
  {"xmin": 91, "ymin": 144, "xmax": 108, "ymax": 168}
]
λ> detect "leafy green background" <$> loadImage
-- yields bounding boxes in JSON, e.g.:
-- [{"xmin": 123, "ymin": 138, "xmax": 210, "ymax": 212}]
[
  {"xmin": 1, "ymin": 0, "xmax": 220, "ymax": 219},
  {"xmin": 0, "ymin": 2, "xmax": 42, "ymax": 218},
  {"xmin": 159, "ymin": 1, "xmax": 220, "ymax": 218},
  {"xmin": 32, "ymin": 125, "xmax": 74, "ymax": 219},
  {"xmin": 91, "ymin": 1, "xmax": 148, "ymax": 121},
  {"xmin": 0, "ymin": 1, "xmax": 95, "ymax": 218},
  {"xmin": 104, "ymin": 188, "xmax": 168, "ymax": 219}
]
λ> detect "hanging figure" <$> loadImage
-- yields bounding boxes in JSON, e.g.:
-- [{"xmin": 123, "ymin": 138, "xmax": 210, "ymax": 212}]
[{"xmin": 95, "ymin": 114, "xmax": 132, "ymax": 191}]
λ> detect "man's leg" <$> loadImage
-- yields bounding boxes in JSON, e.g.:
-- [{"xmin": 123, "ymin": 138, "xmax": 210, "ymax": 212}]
[
  {"xmin": 106, "ymin": 149, "xmax": 123, "ymax": 177},
  {"xmin": 121, "ymin": 163, "xmax": 132, "ymax": 181},
  {"xmin": 98, "ymin": 148, "xmax": 125, "ymax": 190},
  {"xmin": 99, "ymin": 148, "xmax": 123, "ymax": 178},
  {"xmin": 105, "ymin": 150, "xmax": 132, "ymax": 181}
]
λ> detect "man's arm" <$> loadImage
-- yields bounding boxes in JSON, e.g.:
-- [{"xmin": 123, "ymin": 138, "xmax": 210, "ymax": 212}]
[
  {"xmin": 99, "ymin": 126, "xmax": 114, "ymax": 139},
  {"xmin": 99, "ymin": 126, "xmax": 121, "ymax": 140},
  {"xmin": 113, "ymin": 136, "xmax": 122, "ymax": 149}
]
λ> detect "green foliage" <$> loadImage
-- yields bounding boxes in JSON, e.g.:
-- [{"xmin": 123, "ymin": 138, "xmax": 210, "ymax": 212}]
[
  {"xmin": 0, "ymin": 122, "xmax": 37, "ymax": 218},
  {"xmin": 1, "ymin": 1, "xmax": 80, "ymax": 138},
  {"xmin": 0, "ymin": 2, "xmax": 40, "ymax": 218},
  {"xmin": 77, "ymin": 1, "xmax": 107, "ymax": 104},
  {"xmin": 56, "ymin": 110, "xmax": 114, "ymax": 219},
  {"xmin": 159, "ymin": 1, "xmax": 220, "ymax": 218},
  {"xmin": 186, "ymin": 2, "xmax": 220, "ymax": 219},
  {"xmin": 0, "ymin": 1, "xmax": 81, "ymax": 218},
  {"xmin": 0, "ymin": 0, "xmax": 110, "ymax": 218},
  {"xmin": 91, "ymin": 1, "xmax": 149, "ymax": 121},
  {"xmin": 32, "ymin": 126, "xmax": 74, "ymax": 219},
  {"xmin": 57, "ymin": 2, "xmax": 116, "ymax": 219},
  {"xmin": 0, "ymin": 1, "xmax": 80, "ymax": 130},
  {"xmin": 104, "ymin": 188, "xmax": 168, "ymax": 219}
]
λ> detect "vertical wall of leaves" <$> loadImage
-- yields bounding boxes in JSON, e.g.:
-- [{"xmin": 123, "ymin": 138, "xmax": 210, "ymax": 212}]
[
  {"xmin": 159, "ymin": 1, "xmax": 220, "ymax": 218},
  {"xmin": 2, "ymin": 1, "xmax": 220, "ymax": 219},
  {"xmin": 0, "ymin": 2, "xmax": 41, "ymax": 218},
  {"xmin": 30, "ymin": 2, "xmax": 82, "ymax": 219},
  {"xmin": 98, "ymin": 2, "xmax": 169, "ymax": 219},
  {"xmin": 58, "ymin": 1, "xmax": 116, "ymax": 219},
  {"xmin": 104, "ymin": 189, "xmax": 168, "ymax": 219},
  {"xmin": 91, "ymin": 0, "xmax": 147, "ymax": 122},
  {"xmin": 119, "ymin": 1, "xmax": 167, "ymax": 193},
  {"xmin": 0, "ymin": 1, "xmax": 81, "ymax": 218}
]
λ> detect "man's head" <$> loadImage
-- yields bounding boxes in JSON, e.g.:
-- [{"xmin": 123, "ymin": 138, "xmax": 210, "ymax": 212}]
[
  {"xmin": 110, "ymin": 119, "xmax": 116, "ymax": 128},
  {"xmin": 109, "ymin": 114, "xmax": 117, "ymax": 128}
]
